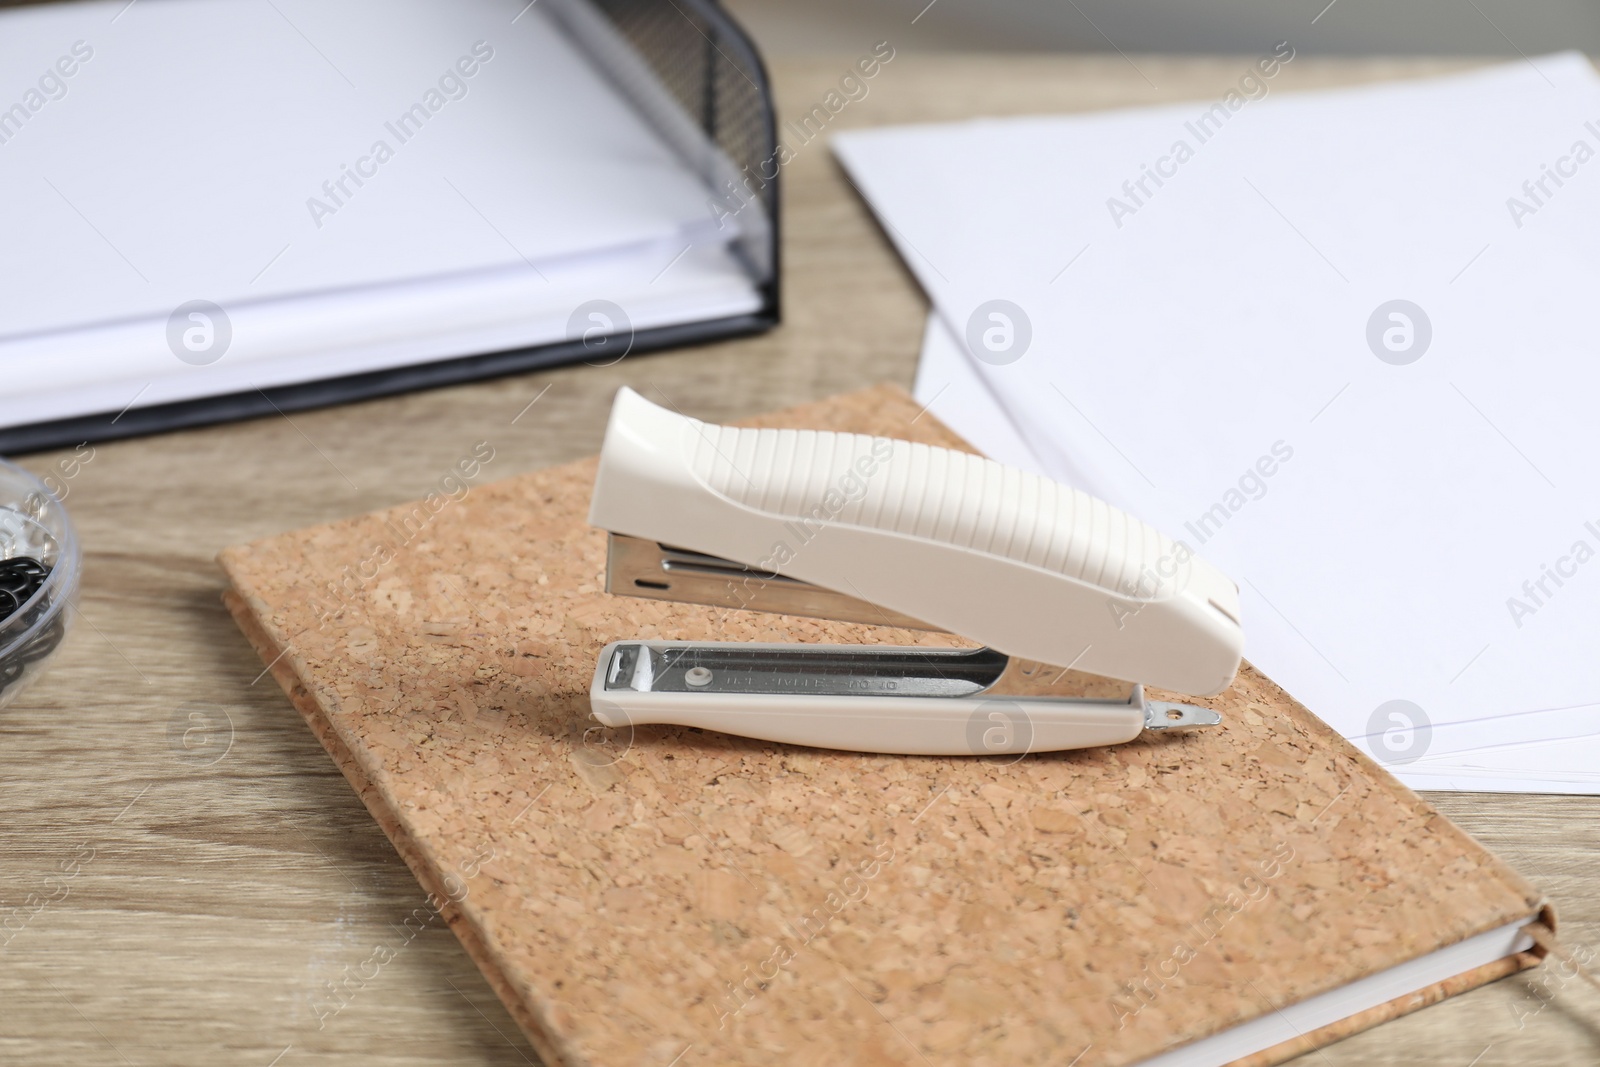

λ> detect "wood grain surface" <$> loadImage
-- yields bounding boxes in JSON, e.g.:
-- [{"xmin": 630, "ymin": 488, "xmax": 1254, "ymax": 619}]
[{"xmin": 3, "ymin": 50, "xmax": 1598, "ymax": 1067}]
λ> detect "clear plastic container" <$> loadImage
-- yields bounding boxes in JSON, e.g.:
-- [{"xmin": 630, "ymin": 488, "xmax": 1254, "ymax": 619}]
[{"xmin": 0, "ymin": 460, "xmax": 80, "ymax": 708}]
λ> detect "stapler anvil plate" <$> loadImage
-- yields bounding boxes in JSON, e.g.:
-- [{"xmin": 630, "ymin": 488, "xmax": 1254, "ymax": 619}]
[{"xmin": 585, "ymin": 388, "xmax": 1244, "ymax": 756}]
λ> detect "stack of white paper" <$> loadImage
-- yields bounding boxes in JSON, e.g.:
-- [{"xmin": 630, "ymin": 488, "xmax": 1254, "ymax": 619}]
[
  {"xmin": 0, "ymin": 0, "xmax": 759, "ymax": 427},
  {"xmin": 835, "ymin": 54, "xmax": 1600, "ymax": 792}
]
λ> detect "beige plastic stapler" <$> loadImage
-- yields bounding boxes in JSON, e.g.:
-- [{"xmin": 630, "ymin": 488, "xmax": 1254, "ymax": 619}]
[{"xmin": 585, "ymin": 387, "xmax": 1243, "ymax": 756}]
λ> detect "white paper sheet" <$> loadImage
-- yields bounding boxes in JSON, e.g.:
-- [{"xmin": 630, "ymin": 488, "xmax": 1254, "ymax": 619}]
[
  {"xmin": 838, "ymin": 56, "xmax": 1600, "ymax": 792},
  {"xmin": 917, "ymin": 311, "xmax": 1600, "ymax": 792},
  {"xmin": 3, "ymin": 241, "xmax": 761, "ymax": 426},
  {"xmin": 0, "ymin": 0, "xmax": 753, "ymax": 422}
]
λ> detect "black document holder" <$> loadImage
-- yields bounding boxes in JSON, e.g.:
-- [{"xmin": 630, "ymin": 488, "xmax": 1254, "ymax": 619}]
[{"xmin": 3, "ymin": 0, "xmax": 778, "ymax": 455}]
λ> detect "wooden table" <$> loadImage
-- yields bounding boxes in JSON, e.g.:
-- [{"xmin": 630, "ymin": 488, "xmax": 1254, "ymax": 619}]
[{"xmin": 3, "ymin": 53, "xmax": 1597, "ymax": 1067}]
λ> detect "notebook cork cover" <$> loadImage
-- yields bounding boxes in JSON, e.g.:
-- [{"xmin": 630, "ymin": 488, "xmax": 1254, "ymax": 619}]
[{"xmin": 219, "ymin": 384, "xmax": 1548, "ymax": 1067}]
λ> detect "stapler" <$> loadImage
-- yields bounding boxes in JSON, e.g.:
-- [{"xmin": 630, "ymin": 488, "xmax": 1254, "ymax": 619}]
[{"xmin": 585, "ymin": 388, "xmax": 1244, "ymax": 756}]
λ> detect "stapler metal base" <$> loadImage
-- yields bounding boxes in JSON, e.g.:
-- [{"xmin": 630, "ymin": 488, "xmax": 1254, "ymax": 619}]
[{"xmin": 590, "ymin": 638, "xmax": 1219, "ymax": 756}]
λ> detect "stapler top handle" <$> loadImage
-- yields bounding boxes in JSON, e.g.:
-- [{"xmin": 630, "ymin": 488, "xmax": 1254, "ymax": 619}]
[{"xmin": 588, "ymin": 388, "xmax": 1243, "ymax": 696}]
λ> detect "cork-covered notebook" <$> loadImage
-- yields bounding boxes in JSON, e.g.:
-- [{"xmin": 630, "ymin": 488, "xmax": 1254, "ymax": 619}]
[{"xmin": 219, "ymin": 384, "xmax": 1549, "ymax": 1067}]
